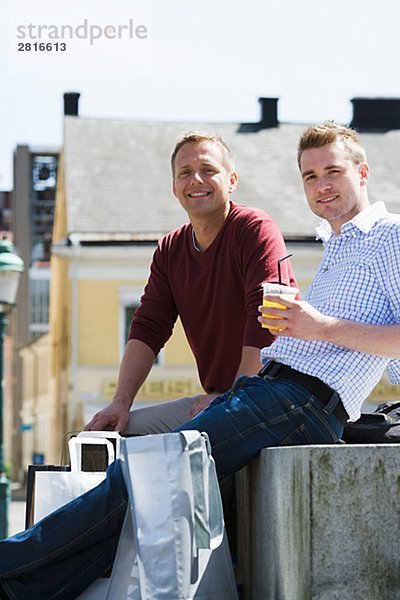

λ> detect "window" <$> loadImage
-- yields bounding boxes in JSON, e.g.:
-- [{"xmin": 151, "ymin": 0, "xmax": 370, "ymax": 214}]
[
  {"xmin": 31, "ymin": 154, "xmax": 58, "ymax": 263},
  {"xmin": 29, "ymin": 267, "xmax": 50, "ymax": 339},
  {"xmin": 124, "ymin": 304, "xmax": 161, "ymax": 365},
  {"xmin": 124, "ymin": 304, "xmax": 138, "ymax": 344},
  {"xmin": 118, "ymin": 284, "xmax": 163, "ymax": 365}
]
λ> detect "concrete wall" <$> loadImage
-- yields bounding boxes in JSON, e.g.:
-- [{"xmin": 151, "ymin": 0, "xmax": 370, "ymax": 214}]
[{"xmin": 236, "ymin": 445, "xmax": 400, "ymax": 600}]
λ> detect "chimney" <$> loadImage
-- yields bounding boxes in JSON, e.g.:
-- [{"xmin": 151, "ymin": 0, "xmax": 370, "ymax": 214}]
[
  {"xmin": 258, "ymin": 97, "xmax": 279, "ymax": 129},
  {"xmin": 350, "ymin": 97, "xmax": 400, "ymax": 132},
  {"xmin": 63, "ymin": 92, "xmax": 80, "ymax": 116}
]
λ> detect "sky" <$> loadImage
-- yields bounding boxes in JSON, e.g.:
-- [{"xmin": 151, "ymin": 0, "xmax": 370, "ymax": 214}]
[{"xmin": 1, "ymin": 0, "xmax": 400, "ymax": 190}]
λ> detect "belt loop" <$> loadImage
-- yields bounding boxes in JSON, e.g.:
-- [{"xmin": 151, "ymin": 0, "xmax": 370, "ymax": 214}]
[
  {"xmin": 260, "ymin": 361, "xmax": 281, "ymax": 378},
  {"xmin": 322, "ymin": 392, "xmax": 340, "ymax": 416}
]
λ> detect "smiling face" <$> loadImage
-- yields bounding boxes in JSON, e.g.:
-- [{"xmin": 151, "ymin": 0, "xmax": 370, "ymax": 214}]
[
  {"xmin": 300, "ymin": 141, "xmax": 370, "ymax": 234},
  {"xmin": 172, "ymin": 141, "xmax": 238, "ymax": 220}
]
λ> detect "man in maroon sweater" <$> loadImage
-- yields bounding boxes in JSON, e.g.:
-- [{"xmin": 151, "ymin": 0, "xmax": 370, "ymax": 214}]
[{"xmin": 86, "ymin": 132, "xmax": 296, "ymax": 434}]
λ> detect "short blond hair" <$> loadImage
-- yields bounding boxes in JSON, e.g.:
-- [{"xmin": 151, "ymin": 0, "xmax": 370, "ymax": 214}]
[
  {"xmin": 171, "ymin": 131, "xmax": 235, "ymax": 173},
  {"xmin": 297, "ymin": 121, "xmax": 367, "ymax": 168}
]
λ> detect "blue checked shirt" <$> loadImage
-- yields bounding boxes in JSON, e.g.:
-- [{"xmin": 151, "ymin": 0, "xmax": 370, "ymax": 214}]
[{"xmin": 261, "ymin": 202, "xmax": 400, "ymax": 421}]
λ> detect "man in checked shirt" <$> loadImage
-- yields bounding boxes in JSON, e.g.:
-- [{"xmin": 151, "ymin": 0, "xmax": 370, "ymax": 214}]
[{"xmin": 1, "ymin": 122, "xmax": 399, "ymax": 599}]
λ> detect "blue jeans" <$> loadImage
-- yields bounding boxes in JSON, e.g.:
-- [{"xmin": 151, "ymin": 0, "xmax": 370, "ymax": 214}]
[
  {"xmin": 0, "ymin": 460, "xmax": 128, "ymax": 599},
  {"xmin": 0, "ymin": 374, "xmax": 345, "ymax": 599}
]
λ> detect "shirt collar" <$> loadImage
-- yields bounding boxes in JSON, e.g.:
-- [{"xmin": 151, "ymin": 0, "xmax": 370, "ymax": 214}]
[{"xmin": 315, "ymin": 202, "xmax": 388, "ymax": 243}]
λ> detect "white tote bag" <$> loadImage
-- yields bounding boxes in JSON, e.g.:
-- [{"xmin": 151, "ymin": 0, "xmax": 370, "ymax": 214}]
[
  {"xmin": 106, "ymin": 431, "xmax": 237, "ymax": 600},
  {"xmin": 33, "ymin": 433, "xmax": 119, "ymax": 523}
]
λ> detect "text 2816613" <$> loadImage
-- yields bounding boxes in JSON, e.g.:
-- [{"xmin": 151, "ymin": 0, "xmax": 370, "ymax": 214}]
[{"xmin": 18, "ymin": 42, "xmax": 67, "ymax": 51}]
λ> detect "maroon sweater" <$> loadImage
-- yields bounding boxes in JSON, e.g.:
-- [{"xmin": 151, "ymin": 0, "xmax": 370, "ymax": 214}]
[{"xmin": 129, "ymin": 202, "xmax": 297, "ymax": 393}]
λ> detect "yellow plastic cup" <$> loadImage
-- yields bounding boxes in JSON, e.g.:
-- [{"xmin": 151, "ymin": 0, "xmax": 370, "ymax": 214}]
[{"xmin": 261, "ymin": 282, "xmax": 298, "ymax": 331}]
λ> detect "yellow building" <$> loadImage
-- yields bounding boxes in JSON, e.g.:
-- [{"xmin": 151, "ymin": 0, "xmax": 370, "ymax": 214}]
[{"xmin": 19, "ymin": 334, "xmax": 57, "ymax": 465}]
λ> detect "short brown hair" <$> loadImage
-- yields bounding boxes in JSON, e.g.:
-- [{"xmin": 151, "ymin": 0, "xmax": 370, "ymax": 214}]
[
  {"xmin": 297, "ymin": 121, "xmax": 367, "ymax": 168},
  {"xmin": 171, "ymin": 131, "xmax": 235, "ymax": 173}
]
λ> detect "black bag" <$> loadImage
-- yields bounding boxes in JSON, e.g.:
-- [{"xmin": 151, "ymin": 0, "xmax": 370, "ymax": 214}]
[{"xmin": 342, "ymin": 401, "xmax": 400, "ymax": 444}]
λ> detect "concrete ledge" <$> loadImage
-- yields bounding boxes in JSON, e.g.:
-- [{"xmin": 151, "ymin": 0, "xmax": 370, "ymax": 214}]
[{"xmin": 236, "ymin": 445, "xmax": 400, "ymax": 600}]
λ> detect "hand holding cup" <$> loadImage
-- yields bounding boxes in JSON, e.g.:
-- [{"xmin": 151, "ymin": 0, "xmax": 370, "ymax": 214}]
[{"xmin": 260, "ymin": 282, "xmax": 299, "ymax": 331}]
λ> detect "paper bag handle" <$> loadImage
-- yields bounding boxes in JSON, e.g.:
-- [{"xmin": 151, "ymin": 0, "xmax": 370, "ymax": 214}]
[{"xmin": 180, "ymin": 431, "xmax": 224, "ymax": 551}]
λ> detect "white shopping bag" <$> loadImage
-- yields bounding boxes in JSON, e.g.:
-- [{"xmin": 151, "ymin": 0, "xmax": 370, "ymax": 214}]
[
  {"xmin": 107, "ymin": 431, "xmax": 237, "ymax": 600},
  {"xmin": 33, "ymin": 432, "xmax": 120, "ymax": 523}
]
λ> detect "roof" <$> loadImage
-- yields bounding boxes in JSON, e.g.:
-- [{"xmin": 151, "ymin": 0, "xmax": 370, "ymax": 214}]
[{"xmin": 63, "ymin": 116, "xmax": 400, "ymax": 239}]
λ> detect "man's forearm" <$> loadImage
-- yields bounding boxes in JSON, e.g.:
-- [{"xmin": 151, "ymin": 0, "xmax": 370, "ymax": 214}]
[
  {"xmin": 84, "ymin": 339, "xmax": 156, "ymax": 432},
  {"xmin": 113, "ymin": 339, "xmax": 156, "ymax": 407},
  {"xmin": 260, "ymin": 297, "xmax": 400, "ymax": 359},
  {"xmin": 319, "ymin": 318, "xmax": 400, "ymax": 359}
]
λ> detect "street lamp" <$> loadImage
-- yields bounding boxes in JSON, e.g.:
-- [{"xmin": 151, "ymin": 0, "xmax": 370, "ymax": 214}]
[{"xmin": 0, "ymin": 238, "xmax": 24, "ymax": 538}]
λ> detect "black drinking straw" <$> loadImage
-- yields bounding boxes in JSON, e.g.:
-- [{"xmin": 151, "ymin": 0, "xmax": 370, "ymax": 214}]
[{"xmin": 278, "ymin": 254, "xmax": 293, "ymax": 285}]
